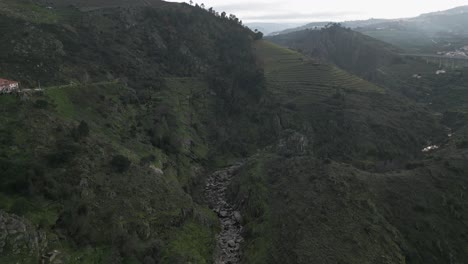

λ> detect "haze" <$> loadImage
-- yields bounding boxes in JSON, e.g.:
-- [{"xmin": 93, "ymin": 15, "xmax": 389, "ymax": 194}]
[{"xmin": 166, "ymin": 0, "xmax": 468, "ymax": 22}]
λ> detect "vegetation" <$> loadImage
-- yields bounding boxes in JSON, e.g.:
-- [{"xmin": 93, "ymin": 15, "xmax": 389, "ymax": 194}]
[
  {"xmin": 267, "ymin": 24, "xmax": 402, "ymax": 79},
  {"xmin": 0, "ymin": 1, "xmax": 468, "ymax": 264},
  {"xmin": 227, "ymin": 39, "xmax": 468, "ymax": 264},
  {"xmin": 0, "ymin": 1, "xmax": 269, "ymax": 262}
]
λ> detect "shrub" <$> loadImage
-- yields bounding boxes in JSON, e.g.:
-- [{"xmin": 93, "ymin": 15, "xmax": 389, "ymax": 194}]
[
  {"xmin": 46, "ymin": 139, "xmax": 81, "ymax": 167},
  {"xmin": 111, "ymin": 155, "xmax": 131, "ymax": 173},
  {"xmin": 10, "ymin": 197, "xmax": 31, "ymax": 216},
  {"xmin": 140, "ymin": 154, "xmax": 156, "ymax": 165},
  {"xmin": 34, "ymin": 100, "xmax": 49, "ymax": 109},
  {"xmin": 71, "ymin": 121, "xmax": 90, "ymax": 141},
  {"xmin": 456, "ymin": 140, "xmax": 468, "ymax": 149}
]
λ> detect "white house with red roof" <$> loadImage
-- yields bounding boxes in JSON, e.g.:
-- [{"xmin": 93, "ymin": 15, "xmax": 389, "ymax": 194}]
[{"xmin": 0, "ymin": 79, "xmax": 19, "ymax": 93}]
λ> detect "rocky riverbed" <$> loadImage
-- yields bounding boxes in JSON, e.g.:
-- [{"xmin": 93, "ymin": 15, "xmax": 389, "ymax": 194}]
[{"xmin": 205, "ymin": 163, "xmax": 244, "ymax": 264}]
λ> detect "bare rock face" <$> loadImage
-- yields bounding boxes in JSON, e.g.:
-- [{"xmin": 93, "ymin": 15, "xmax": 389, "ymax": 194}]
[
  {"xmin": 277, "ymin": 129, "xmax": 309, "ymax": 156},
  {"xmin": 149, "ymin": 165, "xmax": 164, "ymax": 176},
  {"xmin": 0, "ymin": 210, "xmax": 48, "ymax": 256}
]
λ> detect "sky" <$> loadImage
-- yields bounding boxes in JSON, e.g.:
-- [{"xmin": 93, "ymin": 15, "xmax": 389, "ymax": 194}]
[{"xmin": 166, "ymin": 0, "xmax": 468, "ymax": 23}]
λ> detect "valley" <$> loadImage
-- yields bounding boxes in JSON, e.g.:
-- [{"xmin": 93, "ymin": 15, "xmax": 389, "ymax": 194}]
[{"xmin": 0, "ymin": 1, "xmax": 467, "ymax": 264}]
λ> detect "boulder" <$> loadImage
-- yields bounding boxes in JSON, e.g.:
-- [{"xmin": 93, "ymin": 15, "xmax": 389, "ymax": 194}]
[
  {"xmin": 219, "ymin": 211, "xmax": 228, "ymax": 218},
  {"xmin": 149, "ymin": 165, "xmax": 164, "ymax": 176},
  {"xmin": 227, "ymin": 240, "xmax": 236, "ymax": 248},
  {"xmin": 233, "ymin": 211, "xmax": 242, "ymax": 224}
]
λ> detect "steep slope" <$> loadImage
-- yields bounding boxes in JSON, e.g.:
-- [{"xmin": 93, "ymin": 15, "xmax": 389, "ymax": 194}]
[
  {"xmin": 229, "ymin": 41, "xmax": 468, "ymax": 264},
  {"xmin": 267, "ymin": 25, "xmax": 402, "ymax": 79},
  {"xmin": 2, "ymin": 1, "xmax": 468, "ymax": 264},
  {"xmin": 0, "ymin": 1, "xmax": 272, "ymax": 263},
  {"xmin": 254, "ymin": 41, "xmax": 442, "ymax": 164}
]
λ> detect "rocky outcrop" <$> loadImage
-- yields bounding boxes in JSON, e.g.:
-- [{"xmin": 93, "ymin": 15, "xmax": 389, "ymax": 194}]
[
  {"xmin": 277, "ymin": 130, "xmax": 309, "ymax": 156},
  {"xmin": 0, "ymin": 210, "xmax": 47, "ymax": 256},
  {"xmin": 205, "ymin": 163, "xmax": 245, "ymax": 264}
]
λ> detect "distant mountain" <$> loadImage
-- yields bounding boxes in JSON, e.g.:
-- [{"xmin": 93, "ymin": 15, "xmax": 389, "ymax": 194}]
[
  {"xmin": 271, "ymin": 6, "xmax": 468, "ymax": 53},
  {"xmin": 420, "ymin": 5, "xmax": 468, "ymax": 17},
  {"xmin": 246, "ymin": 22, "xmax": 304, "ymax": 35},
  {"xmin": 267, "ymin": 24, "xmax": 402, "ymax": 79},
  {"xmin": 271, "ymin": 19, "xmax": 391, "ymax": 35},
  {"xmin": 357, "ymin": 6, "xmax": 468, "ymax": 53}
]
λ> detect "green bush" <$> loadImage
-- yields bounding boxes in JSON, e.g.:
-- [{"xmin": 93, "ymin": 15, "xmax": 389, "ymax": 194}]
[
  {"xmin": 9, "ymin": 197, "xmax": 32, "ymax": 216},
  {"xmin": 46, "ymin": 139, "xmax": 81, "ymax": 167},
  {"xmin": 140, "ymin": 154, "xmax": 156, "ymax": 165},
  {"xmin": 111, "ymin": 155, "xmax": 131, "ymax": 173},
  {"xmin": 71, "ymin": 121, "xmax": 90, "ymax": 141},
  {"xmin": 33, "ymin": 99, "xmax": 49, "ymax": 109},
  {"xmin": 456, "ymin": 140, "xmax": 468, "ymax": 149}
]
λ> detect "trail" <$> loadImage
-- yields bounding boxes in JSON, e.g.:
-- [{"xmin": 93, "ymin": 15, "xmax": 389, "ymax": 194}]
[{"xmin": 205, "ymin": 162, "xmax": 244, "ymax": 264}]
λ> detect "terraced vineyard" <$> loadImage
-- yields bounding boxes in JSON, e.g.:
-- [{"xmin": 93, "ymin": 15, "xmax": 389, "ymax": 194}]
[{"xmin": 256, "ymin": 40, "xmax": 384, "ymax": 108}]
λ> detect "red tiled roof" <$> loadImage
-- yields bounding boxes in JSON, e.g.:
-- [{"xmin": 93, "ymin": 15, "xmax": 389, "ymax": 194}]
[{"xmin": 0, "ymin": 78, "xmax": 18, "ymax": 85}]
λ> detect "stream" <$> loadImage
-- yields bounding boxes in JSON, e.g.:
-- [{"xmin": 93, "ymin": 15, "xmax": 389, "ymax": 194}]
[{"xmin": 205, "ymin": 162, "xmax": 244, "ymax": 264}]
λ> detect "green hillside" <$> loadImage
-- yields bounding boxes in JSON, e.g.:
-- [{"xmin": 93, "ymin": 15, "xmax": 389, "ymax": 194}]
[
  {"xmin": 1, "ymin": 1, "xmax": 468, "ymax": 264},
  {"xmin": 267, "ymin": 24, "xmax": 402, "ymax": 79},
  {"xmin": 231, "ymin": 41, "xmax": 468, "ymax": 264},
  {"xmin": 255, "ymin": 40, "xmax": 443, "ymax": 163},
  {"xmin": 0, "ymin": 1, "xmax": 269, "ymax": 263}
]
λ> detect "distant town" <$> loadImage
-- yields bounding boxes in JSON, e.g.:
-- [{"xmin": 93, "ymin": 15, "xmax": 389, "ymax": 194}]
[{"xmin": 437, "ymin": 45, "xmax": 468, "ymax": 58}]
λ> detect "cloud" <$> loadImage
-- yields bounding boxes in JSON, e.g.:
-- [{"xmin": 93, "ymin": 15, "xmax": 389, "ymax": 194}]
[
  {"xmin": 242, "ymin": 11, "xmax": 362, "ymax": 22},
  {"xmin": 213, "ymin": 1, "xmax": 283, "ymax": 13},
  {"xmin": 166, "ymin": 0, "xmax": 468, "ymax": 23}
]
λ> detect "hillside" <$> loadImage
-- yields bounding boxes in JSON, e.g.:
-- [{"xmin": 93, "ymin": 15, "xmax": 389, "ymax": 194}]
[
  {"xmin": 0, "ymin": 1, "xmax": 271, "ymax": 263},
  {"xmin": 1, "ymin": 1, "xmax": 468, "ymax": 264},
  {"xmin": 229, "ymin": 41, "xmax": 468, "ymax": 264},
  {"xmin": 267, "ymin": 24, "xmax": 402, "ymax": 79}
]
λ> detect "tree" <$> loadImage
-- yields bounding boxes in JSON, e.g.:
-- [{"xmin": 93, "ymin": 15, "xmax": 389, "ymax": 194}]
[
  {"xmin": 111, "ymin": 155, "xmax": 131, "ymax": 173},
  {"xmin": 254, "ymin": 30, "xmax": 263, "ymax": 40},
  {"xmin": 189, "ymin": 0, "xmax": 193, "ymax": 5},
  {"xmin": 71, "ymin": 121, "xmax": 90, "ymax": 141}
]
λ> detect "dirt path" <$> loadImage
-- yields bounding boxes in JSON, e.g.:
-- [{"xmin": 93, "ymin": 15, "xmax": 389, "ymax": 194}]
[{"xmin": 205, "ymin": 162, "xmax": 244, "ymax": 264}]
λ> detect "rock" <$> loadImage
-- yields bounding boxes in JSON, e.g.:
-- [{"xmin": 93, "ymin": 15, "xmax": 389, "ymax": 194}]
[
  {"xmin": 233, "ymin": 211, "xmax": 242, "ymax": 223},
  {"xmin": 219, "ymin": 211, "xmax": 228, "ymax": 218},
  {"xmin": 277, "ymin": 130, "xmax": 309, "ymax": 156},
  {"xmin": 149, "ymin": 165, "xmax": 164, "ymax": 176},
  {"xmin": 205, "ymin": 163, "xmax": 245, "ymax": 263},
  {"xmin": 0, "ymin": 210, "xmax": 48, "ymax": 256},
  {"xmin": 227, "ymin": 240, "xmax": 236, "ymax": 248}
]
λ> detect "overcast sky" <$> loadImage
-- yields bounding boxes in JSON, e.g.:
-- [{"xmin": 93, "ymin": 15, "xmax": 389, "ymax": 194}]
[{"xmin": 166, "ymin": 0, "xmax": 468, "ymax": 23}]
